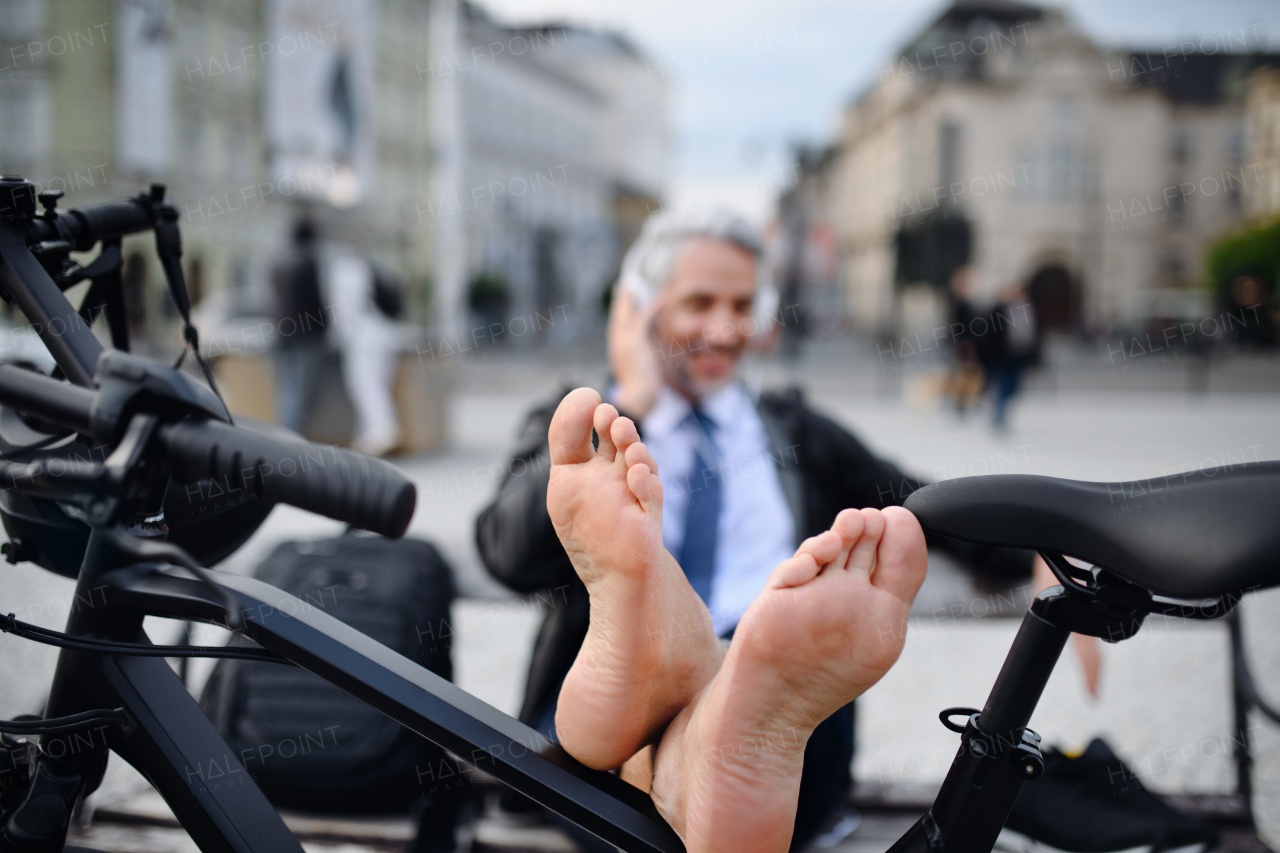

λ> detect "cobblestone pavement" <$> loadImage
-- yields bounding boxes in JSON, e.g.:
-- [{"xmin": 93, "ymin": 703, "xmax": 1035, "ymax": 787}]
[{"xmin": 1, "ymin": 336, "xmax": 1276, "ymax": 851}]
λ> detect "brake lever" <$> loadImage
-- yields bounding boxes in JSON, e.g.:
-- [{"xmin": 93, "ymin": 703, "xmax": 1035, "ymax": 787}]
[
  {"xmin": 98, "ymin": 528, "xmax": 245, "ymax": 632},
  {"xmin": 73, "ymin": 243, "xmax": 123, "ymax": 283},
  {"xmin": 30, "ymin": 240, "xmax": 122, "ymax": 294}
]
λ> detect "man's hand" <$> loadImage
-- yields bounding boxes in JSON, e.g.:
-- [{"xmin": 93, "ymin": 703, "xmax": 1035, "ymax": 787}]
[
  {"xmin": 1032, "ymin": 554, "xmax": 1102, "ymax": 697},
  {"xmin": 609, "ymin": 288, "xmax": 663, "ymax": 420}
]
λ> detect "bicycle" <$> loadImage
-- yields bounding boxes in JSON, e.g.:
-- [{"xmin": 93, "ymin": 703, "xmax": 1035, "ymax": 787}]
[{"xmin": 0, "ymin": 175, "xmax": 1274, "ymax": 853}]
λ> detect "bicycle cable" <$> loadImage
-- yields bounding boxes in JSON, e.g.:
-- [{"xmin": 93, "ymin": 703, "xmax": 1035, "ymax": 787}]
[
  {"xmin": 0, "ymin": 708, "xmax": 130, "ymax": 738},
  {"xmin": 0, "ymin": 431, "xmax": 73, "ymax": 461},
  {"xmin": 172, "ymin": 328, "xmax": 231, "ymax": 426},
  {"xmin": 0, "ymin": 613, "xmax": 292, "ymax": 665}
]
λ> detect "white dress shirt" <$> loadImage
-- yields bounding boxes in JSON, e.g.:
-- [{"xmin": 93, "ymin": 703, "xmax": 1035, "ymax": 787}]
[{"xmin": 630, "ymin": 383, "xmax": 797, "ymax": 635}]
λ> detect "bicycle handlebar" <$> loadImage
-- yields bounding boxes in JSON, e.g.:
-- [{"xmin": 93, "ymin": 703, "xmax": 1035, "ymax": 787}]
[
  {"xmin": 0, "ymin": 363, "xmax": 94, "ymax": 433},
  {"xmin": 161, "ymin": 419, "xmax": 416, "ymax": 539},
  {"xmin": 0, "ymin": 363, "xmax": 416, "ymax": 539},
  {"xmin": 18, "ymin": 194, "xmax": 155, "ymax": 252},
  {"xmin": 58, "ymin": 199, "xmax": 155, "ymax": 250}
]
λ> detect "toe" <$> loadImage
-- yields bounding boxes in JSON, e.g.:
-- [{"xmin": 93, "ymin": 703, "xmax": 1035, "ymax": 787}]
[
  {"xmin": 872, "ymin": 507, "xmax": 928, "ymax": 605},
  {"xmin": 766, "ymin": 552, "xmax": 823, "ymax": 589},
  {"xmin": 611, "ymin": 416, "xmax": 647, "ymax": 465},
  {"xmin": 627, "ymin": 462, "xmax": 663, "ymax": 514},
  {"xmin": 847, "ymin": 508, "xmax": 887, "ymax": 578},
  {"xmin": 795, "ymin": 530, "xmax": 842, "ymax": 567},
  {"xmin": 593, "ymin": 403, "xmax": 621, "ymax": 460},
  {"xmin": 829, "ymin": 508, "xmax": 866, "ymax": 572},
  {"xmin": 623, "ymin": 436, "xmax": 659, "ymax": 476},
  {"xmin": 550, "ymin": 388, "xmax": 603, "ymax": 465}
]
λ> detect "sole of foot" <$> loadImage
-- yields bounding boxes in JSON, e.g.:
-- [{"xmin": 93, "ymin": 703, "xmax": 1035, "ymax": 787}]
[
  {"xmin": 652, "ymin": 506, "xmax": 927, "ymax": 853},
  {"xmin": 547, "ymin": 387, "xmax": 725, "ymax": 770}
]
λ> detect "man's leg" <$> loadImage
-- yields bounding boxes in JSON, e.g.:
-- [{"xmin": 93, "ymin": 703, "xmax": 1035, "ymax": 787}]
[
  {"xmin": 993, "ymin": 363, "xmax": 1018, "ymax": 427},
  {"xmin": 647, "ymin": 507, "xmax": 927, "ymax": 853},
  {"xmin": 546, "ymin": 388, "xmax": 726, "ymax": 770},
  {"xmin": 274, "ymin": 346, "xmax": 305, "ymax": 433},
  {"xmin": 294, "ymin": 339, "xmax": 328, "ymax": 436}
]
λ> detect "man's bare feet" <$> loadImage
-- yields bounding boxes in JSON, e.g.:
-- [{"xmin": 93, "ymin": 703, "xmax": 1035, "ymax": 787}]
[
  {"xmin": 649, "ymin": 507, "xmax": 927, "ymax": 853},
  {"xmin": 547, "ymin": 388, "xmax": 726, "ymax": 770}
]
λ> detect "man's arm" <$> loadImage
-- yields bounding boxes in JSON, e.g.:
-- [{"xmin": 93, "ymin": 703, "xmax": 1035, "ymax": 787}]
[{"xmin": 474, "ymin": 398, "xmax": 577, "ymax": 594}]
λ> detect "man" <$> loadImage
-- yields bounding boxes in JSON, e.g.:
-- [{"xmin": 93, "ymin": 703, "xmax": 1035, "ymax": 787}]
[
  {"xmin": 944, "ymin": 266, "xmax": 985, "ymax": 414},
  {"xmin": 272, "ymin": 217, "xmax": 328, "ymax": 434},
  {"xmin": 475, "ymin": 208, "xmax": 1031, "ymax": 848},
  {"xmin": 543, "ymin": 388, "xmax": 926, "ymax": 853},
  {"xmin": 986, "ymin": 283, "xmax": 1041, "ymax": 430},
  {"xmin": 328, "ymin": 246, "xmax": 402, "ymax": 456}
]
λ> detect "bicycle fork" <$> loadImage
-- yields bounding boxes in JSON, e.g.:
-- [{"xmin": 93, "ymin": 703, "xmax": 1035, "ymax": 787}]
[
  {"xmin": 2, "ymin": 528, "xmax": 303, "ymax": 853},
  {"xmin": 1, "ymin": 532, "xmax": 128, "ymax": 852}
]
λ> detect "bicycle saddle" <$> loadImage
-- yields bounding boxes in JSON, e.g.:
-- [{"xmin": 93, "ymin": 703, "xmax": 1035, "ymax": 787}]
[{"xmin": 903, "ymin": 461, "xmax": 1280, "ymax": 599}]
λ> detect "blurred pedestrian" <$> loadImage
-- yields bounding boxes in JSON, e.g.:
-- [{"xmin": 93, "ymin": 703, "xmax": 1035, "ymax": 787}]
[
  {"xmin": 272, "ymin": 218, "xmax": 327, "ymax": 435},
  {"xmin": 329, "ymin": 246, "xmax": 401, "ymax": 456},
  {"xmin": 944, "ymin": 266, "xmax": 984, "ymax": 413},
  {"xmin": 988, "ymin": 283, "xmax": 1040, "ymax": 430}
]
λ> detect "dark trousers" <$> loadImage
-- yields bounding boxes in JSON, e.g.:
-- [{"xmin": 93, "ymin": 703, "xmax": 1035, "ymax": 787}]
[
  {"xmin": 531, "ymin": 685, "xmax": 855, "ymax": 851},
  {"xmin": 990, "ymin": 359, "xmax": 1028, "ymax": 427}
]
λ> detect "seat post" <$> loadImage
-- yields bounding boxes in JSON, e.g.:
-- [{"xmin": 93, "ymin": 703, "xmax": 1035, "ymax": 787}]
[
  {"xmin": 978, "ymin": 607, "xmax": 1070, "ymax": 740},
  {"xmin": 1227, "ymin": 612, "xmax": 1254, "ymax": 825},
  {"xmin": 889, "ymin": 570, "xmax": 1161, "ymax": 853},
  {"xmin": 921, "ymin": 606, "xmax": 1070, "ymax": 853}
]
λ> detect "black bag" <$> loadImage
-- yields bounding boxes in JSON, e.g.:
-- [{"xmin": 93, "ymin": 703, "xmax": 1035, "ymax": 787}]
[
  {"xmin": 372, "ymin": 266, "xmax": 404, "ymax": 319},
  {"xmin": 200, "ymin": 535, "xmax": 456, "ymax": 814}
]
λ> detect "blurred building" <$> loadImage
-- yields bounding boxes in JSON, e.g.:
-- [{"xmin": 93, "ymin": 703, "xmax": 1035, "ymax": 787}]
[
  {"xmin": 1245, "ymin": 67, "xmax": 1280, "ymax": 217},
  {"xmin": 773, "ymin": 145, "xmax": 843, "ymax": 350},
  {"xmin": 426, "ymin": 0, "xmax": 667, "ymax": 345},
  {"xmin": 828, "ymin": 0, "xmax": 1280, "ymax": 337},
  {"xmin": 0, "ymin": 0, "xmax": 432, "ymax": 352},
  {"xmin": 0, "ymin": 0, "xmax": 664, "ymax": 350}
]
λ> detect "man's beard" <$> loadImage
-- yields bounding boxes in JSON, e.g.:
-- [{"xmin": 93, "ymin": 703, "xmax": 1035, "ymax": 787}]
[{"xmin": 663, "ymin": 345, "xmax": 742, "ymax": 401}]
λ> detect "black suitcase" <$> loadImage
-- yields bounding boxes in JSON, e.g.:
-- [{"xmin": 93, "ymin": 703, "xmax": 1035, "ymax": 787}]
[{"xmin": 200, "ymin": 534, "xmax": 457, "ymax": 814}]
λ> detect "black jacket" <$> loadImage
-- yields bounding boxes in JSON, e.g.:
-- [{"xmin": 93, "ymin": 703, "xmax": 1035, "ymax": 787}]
[{"xmin": 475, "ymin": 386, "xmax": 1031, "ymax": 725}]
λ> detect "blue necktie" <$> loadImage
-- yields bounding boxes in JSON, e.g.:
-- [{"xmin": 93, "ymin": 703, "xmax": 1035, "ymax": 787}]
[{"xmin": 679, "ymin": 410, "xmax": 720, "ymax": 605}]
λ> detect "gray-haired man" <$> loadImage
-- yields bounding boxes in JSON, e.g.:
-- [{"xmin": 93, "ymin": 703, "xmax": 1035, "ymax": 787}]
[{"xmin": 476, "ymin": 208, "xmax": 1031, "ymax": 848}]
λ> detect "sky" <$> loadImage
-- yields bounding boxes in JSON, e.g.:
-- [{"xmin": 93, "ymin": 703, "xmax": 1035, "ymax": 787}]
[{"xmin": 480, "ymin": 0, "xmax": 1280, "ymax": 221}]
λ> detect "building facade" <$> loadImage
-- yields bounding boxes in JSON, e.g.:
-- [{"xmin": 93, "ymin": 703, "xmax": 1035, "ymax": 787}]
[
  {"xmin": 425, "ymin": 0, "xmax": 667, "ymax": 345},
  {"xmin": 0, "ymin": 0, "xmax": 434, "ymax": 354},
  {"xmin": 1244, "ymin": 67, "xmax": 1280, "ymax": 217},
  {"xmin": 829, "ymin": 0, "xmax": 1279, "ymax": 338}
]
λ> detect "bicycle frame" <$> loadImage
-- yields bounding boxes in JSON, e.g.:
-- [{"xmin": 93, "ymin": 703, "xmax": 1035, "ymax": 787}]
[
  {"xmin": 39, "ymin": 526, "xmax": 683, "ymax": 853},
  {"xmin": 29, "ymin": 524, "xmax": 1250, "ymax": 853}
]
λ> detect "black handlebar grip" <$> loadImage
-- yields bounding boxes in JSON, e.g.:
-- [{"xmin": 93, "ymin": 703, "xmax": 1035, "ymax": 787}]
[
  {"xmin": 161, "ymin": 418, "xmax": 417, "ymax": 539},
  {"xmin": 62, "ymin": 200, "xmax": 154, "ymax": 250}
]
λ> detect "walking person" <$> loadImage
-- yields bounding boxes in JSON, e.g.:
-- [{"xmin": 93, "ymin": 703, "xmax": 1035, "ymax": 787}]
[
  {"xmin": 944, "ymin": 266, "xmax": 985, "ymax": 413},
  {"xmin": 272, "ymin": 218, "xmax": 328, "ymax": 435},
  {"xmin": 329, "ymin": 246, "xmax": 402, "ymax": 456},
  {"xmin": 988, "ymin": 283, "xmax": 1040, "ymax": 430}
]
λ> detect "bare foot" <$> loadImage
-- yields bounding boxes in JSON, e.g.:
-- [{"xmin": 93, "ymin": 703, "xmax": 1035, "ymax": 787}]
[
  {"xmin": 649, "ymin": 507, "xmax": 927, "ymax": 853},
  {"xmin": 547, "ymin": 388, "xmax": 726, "ymax": 770}
]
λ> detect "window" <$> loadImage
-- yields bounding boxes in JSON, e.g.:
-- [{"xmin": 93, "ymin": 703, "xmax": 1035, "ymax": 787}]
[
  {"xmin": 1227, "ymin": 127, "xmax": 1244, "ymax": 164},
  {"xmin": 1170, "ymin": 187, "xmax": 1189, "ymax": 224},
  {"xmin": 1, "ymin": 88, "xmax": 47, "ymax": 166},
  {"xmin": 1171, "ymin": 129, "xmax": 1192, "ymax": 165},
  {"xmin": 939, "ymin": 120, "xmax": 962, "ymax": 196},
  {"xmin": 1013, "ymin": 148, "xmax": 1037, "ymax": 200},
  {"xmin": 1047, "ymin": 143, "xmax": 1081, "ymax": 203}
]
